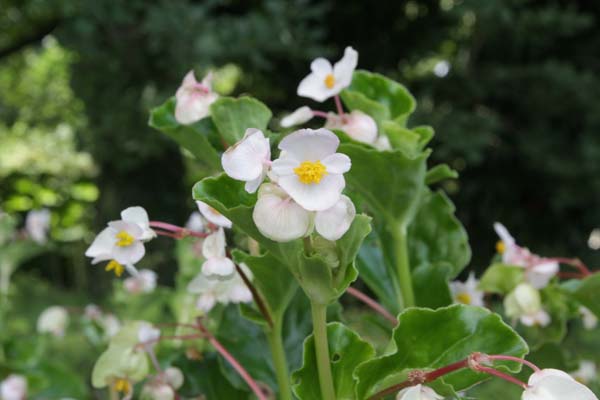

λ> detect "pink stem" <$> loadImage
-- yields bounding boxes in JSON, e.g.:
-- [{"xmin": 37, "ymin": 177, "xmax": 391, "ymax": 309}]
[
  {"xmin": 149, "ymin": 221, "xmax": 209, "ymax": 239},
  {"xmin": 312, "ymin": 110, "xmax": 330, "ymax": 118},
  {"xmin": 346, "ymin": 287, "xmax": 397, "ymax": 326},
  {"xmin": 334, "ymin": 95, "xmax": 345, "ymax": 116},
  {"xmin": 474, "ymin": 365, "xmax": 528, "ymax": 389},
  {"xmin": 487, "ymin": 355, "xmax": 540, "ymax": 372},
  {"xmin": 550, "ymin": 257, "xmax": 592, "ymax": 276}
]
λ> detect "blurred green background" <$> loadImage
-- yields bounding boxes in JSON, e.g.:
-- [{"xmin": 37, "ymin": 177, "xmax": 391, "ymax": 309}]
[{"xmin": 1, "ymin": 0, "xmax": 599, "ymax": 300}]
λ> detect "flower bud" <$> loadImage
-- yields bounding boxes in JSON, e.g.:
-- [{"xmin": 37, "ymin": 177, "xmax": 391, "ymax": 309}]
[
  {"xmin": 325, "ymin": 110, "xmax": 377, "ymax": 144},
  {"xmin": 281, "ymin": 106, "xmax": 314, "ymax": 127},
  {"xmin": 0, "ymin": 374, "xmax": 27, "ymax": 400},
  {"xmin": 523, "ymin": 368, "xmax": 598, "ymax": 400},
  {"xmin": 37, "ymin": 306, "xmax": 69, "ymax": 337},
  {"xmin": 164, "ymin": 367, "xmax": 184, "ymax": 389},
  {"xmin": 141, "ymin": 383, "xmax": 175, "ymax": 400}
]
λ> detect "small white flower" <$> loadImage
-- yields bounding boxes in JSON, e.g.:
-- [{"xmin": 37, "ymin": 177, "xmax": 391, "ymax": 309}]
[
  {"xmin": 0, "ymin": 374, "xmax": 27, "ymax": 400},
  {"xmin": 201, "ymin": 228, "xmax": 235, "ymax": 277},
  {"xmin": 523, "ymin": 368, "xmax": 598, "ymax": 400},
  {"xmin": 138, "ymin": 322, "xmax": 161, "ymax": 345},
  {"xmin": 196, "ymin": 201, "xmax": 232, "ymax": 228},
  {"xmin": 297, "ymin": 46, "xmax": 358, "ymax": 102},
  {"xmin": 450, "ymin": 273, "xmax": 485, "ymax": 307},
  {"xmin": 25, "ymin": 208, "xmax": 51, "ymax": 244},
  {"xmin": 396, "ymin": 384, "xmax": 443, "ymax": 400},
  {"xmin": 37, "ymin": 306, "xmax": 69, "ymax": 337},
  {"xmin": 221, "ymin": 128, "xmax": 271, "ymax": 193},
  {"xmin": 164, "ymin": 367, "xmax": 184, "ymax": 389},
  {"xmin": 120, "ymin": 206, "xmax": 156, "ymax": 241},
  {"xmin": 314, "ymin": 195, "xmax": 355, "ymax": 241},
  {"xmin": 325, "ymin": 110, "xmax": 378, "ymax": 144},
  {"xmin": 188, "ymin": 266, "xmax": 252, "ymax": 312},
  {"xmin": 281, "ymin": 106, "xmax": 314, "ymax": 127},
  {"xmin": 124, "ymin": 269, "xmax": 157, "ymax": 294},
  {"xmin": 185, "ymin": 211, "xmax": 205, "ymax": 232},
  {"xmin": 175, "ymin": 70, "xmax": 218, "ymax": 125},
  {"xmin": 571, "ymin": 361, "xmax": 597, "ymax": 384},
  {"xmin": 271, "ymin": 128, "xmax": 351, "ymax": 211},
  {"xmin": 504, "ymin": 283, "xmax": 551, "ymax": 327},
  {"xmin": 580, "ymin": 306, "xmax": 598, "ymax": 330},
  {"xmin": 252, "ymin": 183, "xmax": 312, "ymax": 242}
]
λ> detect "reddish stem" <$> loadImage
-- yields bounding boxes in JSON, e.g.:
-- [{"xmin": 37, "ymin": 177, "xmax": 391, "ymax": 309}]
[
  {"xmin": 487, "ymin": 355, "xmax": 540, "ymax": 372},
  {"xmin": 312, "ymin": 110, "xmax": 330, "ymax": 119},
  {"xmin": 196, "ymin": 320, "xmax": 268, "ymax": 400},
  {"xmin": 473, "ymin": 365, "xmax": 528, "ymax": 389},
  {"xmin": 558, "ymin": 271, "xmax": 587, "ymax": 279},
  {"xmin": 334, "ymin": 95, "xmax": 345, "ymax": 116},
  {"xmin": 235, "ymin": 264, "xmax": 274, "ymax": 328},
  {"xmin": 550, "ymin": 257, "xmax": 592, "ymax": 276},
  {"xmin": 346, "ymin": 287, "xmax": 397, "ymax": 326},
  {"xmin": 149, "ymin": 221, "xmax": 209, "ymax": 239}
]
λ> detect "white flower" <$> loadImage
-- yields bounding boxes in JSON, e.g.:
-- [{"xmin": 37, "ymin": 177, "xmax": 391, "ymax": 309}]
[
  {"xmin": 138, "ymin": 322, "xmax": 161, "ymax": 345},
  {"xmin": 325, "ymin": 110, "xmax": 378, "ymax": 144},
  {"xmin": 522, "ymin": 368, "xmax": 598, "ymax": 400},
  {"xmin": 37, "ymin": 306, "xmax": 69, "ymax": 337},
  {"xmin": 504, "ymin": 283, "xmax": 551, "ymax": 327},
  {"xmin": 25, "ymin": 208, "xmax": 51, "ymax": 244},
  {"xmin": 281, "ymin": 106, "xmax": 314, "ymax": 127},
  {"xmin": 314, "ymin": 195, "xmax": 355, "ymax": 241},
  {"xmin": 164, "ymin": 367, "xmax": 184, "ymax": 389},
  {"xmin": 0, "ymin": 374, "xmax": 27, "ymax": 400},
  {"xmin": 188, "ymin": 266, "xmax": 252, "ymax": 312},
  {"xmin": 271, "ymin": 128, "xmax": 351, "ymax": 211},
  {"xmin": 196, "ymin": 201, "xmax": 232, "ymax": 228},
  {"xmin": 120, "ymin": 206, "xmax": 156, "ymax": 241},
  {"xmin": 185, "ymin": 211, "xmax": 205, "ymax": 232},
  {"xmin": 221, "ymin": 128, "xmax": 271, "ymax": 193},
  {"xmin": 201, "ymin": 228, "xmax": 235, "ymax": 277},
  {"xmin": 175, "ymin": 70, "xmax": 218, "ymax": 125},
  {"xmin": 252, "ymin": 183, "xmax": 312, "ymax": 242},
  {"xmin": 297, "ymin": 46, "xmax": 358, "ymax": 102},
  {"xmin": 450, "ymin": 273, "xmax": 485, "ymax": 307},
  {"xmin": 580, "ymin": 306, "xmax": 598, "ymax": 330},
  {"xmin": 101, "ymin": 314, "xmax": 121, "ymax": 338},
  {"xmin": 571, "ymin": 361, "xmax": 597, "ymax": 384},
  {"xmin": 396, "ymin": 384, "xmax": 443, "ymax": 400},
  {"xmin": 124, "ymin": 269, "xmax": 157, "ymax": 294}
]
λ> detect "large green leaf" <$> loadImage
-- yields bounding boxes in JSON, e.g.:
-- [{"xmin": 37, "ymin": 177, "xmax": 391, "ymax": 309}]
[
  {"xmin": 354, "ymin": 305, "xmax": 528, "ymax": 399},
  {"xmin": 425, "ymin": 164, "xmax": 458, "ymax": 185},
  {"xmin": 412, "ymin": 262, "xmax": 453, "ymax": 309},
  {"xmin": 408, "ymin": 190, "xmax": 471, "ymax": 278},
  {"xmin": 210, "ymin": 96, "xmax": 272, "ymax": 145},
  {"xmin": 562, "ymin": 273, "xmax": 600, "ymax": 318},
  {"xmin": 356, "ymin": 238, "xmax": 398, "ymax": 313},
  {"xmin": 292, "ymin": 322, "xmax": 375, "ymax": 400},
  {"xmin": 479, "ymin": 264, "xmax": 525, "ymax": 295},
  {"xmin": 148, "ymin": 97, "xmax": 221, "ymax": 169}
]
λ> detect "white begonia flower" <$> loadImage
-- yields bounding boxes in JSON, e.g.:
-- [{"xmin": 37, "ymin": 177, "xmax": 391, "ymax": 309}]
[
  {"xmin": 450, "ymin": 273, "xmax": 485, "ymax": 307},
  {"xmin": 324, "ymin": 110, "xmax": 378, "ymax": 144},
  {"xmin": 271, "ymin": 128, "xmax": 351, "ymax": 211},
  {"xmin": 221, "ymin": 128, "xmax": 271, "ymax": 193},
  {"xmin": 504, "ymin": 283, "xmax": 551, "ymax": 327},
  {"xmin": 120, "ymin": 206, "xmax": 156, "ymax": 241},
  {"xmin": 164, "ymin": 367, "xmax": 184, "ymax": 389},
  {"xmin": 138, "ymin": 322, "xmax": 161, "ymax": 345},
  {"xmin": 124, "ymin": 269, "xmax": 157, "ymax": 294},
  {"xmin": 201, "ymin": 228, "xmax": 235, "ymax": 277},
  {"xmin": 571, "ymin": 361, "xmax": 597, "ymax": 384},
  {"xmin": 0, "ymin": 374, "xmax": 27, "ymax": 400},
  {"xmin": 314, "ymin": 195, "xmax": 355, "ymax": 241},
  {"xmin": 185, "ymin": 211, "xmax": 205, "ymax": 232},
  {"xmin": 281, "ymin": 106, "xmax": 314, "ymax": 127},
  {"xmin": 522, "ymin": 368, "xmax": 598, "ymax": 400},
  {"xmin": 580, "ymin": 306, "xmax": 598, "ymax": 330},
  {"xmin": 396, "ymin": 384, "xmax": 443, "ymax": 400},
  {"xmin": 188, "ymin": 265, "xmax": 252, "ymax": 312},
  {"xmin": 297, "ymin": 46, "xmax": 358, "ymax": 102},
  {"xmin": 25, "ymin": 208, "xmax": 51, "ymax": 244},
  {"xmin": 37, "ymin": 305, "xmax": 69, "ymax": 337},
  {"xmin": 252, "ymin": 183, "xmax": 312, "ymax": 242},
  {"xmin": 175, "ymin": 70, "xmax": 218, "ymax": 125},
  {"xmin": 196, "ymin": 200, "xmax": 232, "ymax": 228}
]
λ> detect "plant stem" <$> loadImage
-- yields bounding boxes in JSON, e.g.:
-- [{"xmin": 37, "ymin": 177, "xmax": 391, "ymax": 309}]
[
  {"xmin": 392, "ymin": 225, "xmax": 415, "ymax": 308},
  {"xmin": 266, "ymin": 318, "xmax": 293, "ymax": 400},
  {"xmin": 346, "ymin": 287, "xmax": 397, "ymax": 325},
  {"xmin": 310, "ymin": 301, "xmax": 336, "ymax": 400}
]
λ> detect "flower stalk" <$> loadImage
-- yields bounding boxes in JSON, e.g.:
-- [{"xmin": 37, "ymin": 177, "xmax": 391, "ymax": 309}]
[
  {"xmin": 310, "ymin": 301, "xmax": 336, "ymax": 400},
  {"xmin": 392, "ymin": 225, "xmax": 415, "ymax": 309}
]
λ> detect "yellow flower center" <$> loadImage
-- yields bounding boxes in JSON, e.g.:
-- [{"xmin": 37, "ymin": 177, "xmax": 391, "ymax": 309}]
[
  {"xmin": 456, "ymin": 292, "xmax": 472, "ymax": 305},
  {"xmin": 115, "ymin": 230, "xmax": 135, "ymax": 247},
  {"xmin": 294, "ymin": 161, "xmax": 327, "ymax": 184},
  {"xmin": 113, "ymin": 378, "xmax": 131, "ymax": 394},
  {"xmin": 105, "ymin": 260, "xmax": 125, "ymax": 277},
  {"xmin": 324, "ymin": 74, "xmax": 335, "ymax": 89},
  {"xmin": 496, "ymin": 240, "xmax": 506, "ymax": 254}
]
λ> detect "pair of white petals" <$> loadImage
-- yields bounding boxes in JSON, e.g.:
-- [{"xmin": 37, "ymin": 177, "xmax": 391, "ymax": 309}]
[{"xmin": 174, "ymin": 70, "xmax": 218, "ymax": 125}]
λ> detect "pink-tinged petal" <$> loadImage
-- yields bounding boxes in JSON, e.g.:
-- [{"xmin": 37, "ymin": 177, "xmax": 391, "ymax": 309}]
[
  {"xmin": 181, "ymin": 70, "xmax": 198, "ymax": 88},
  {"xmin": 315, "ymin": 195, "xmax": 355, "ymax": 241},
  {"xmin": 322, "ymin": 153, "xmax": 351, "ymax": 174},
  {"xmin": 325, "ymin": 110, "xmax": 377, "ymax": 144},
  {"xmin": 174, "ymin": 91, "xmax": 212, "ymax": 125},
  {"xmin": 278, "ymin": 173, "xmax": 345, "ymax": 211},
  {"xmin": 310, "ymin": 58, "xmax": 333, "ymax": 75},
  {"xmin": 252, "ymin": 192, "xmax": 312, "ymax": 242},
  {"xmin": 278, "ymin": 128, "xmax": 339, "ymax": 161},
  {"xmin": 202, "ymin": 257, "xmax": 235, "ymax": 277},
  {"xmin": 228, "ymin": 283, "xmax": 252, "ymax": 303},
  {"xmin": 112, "ymin": 241, "xmax": 145, "ymax": 265},
  {"xmin": 333, "ymin": 46, "xmax": 358, "ymax": 89},
  {"xmin": 221, "ymin": 128, "xmax": 270, "ymax": 182}
]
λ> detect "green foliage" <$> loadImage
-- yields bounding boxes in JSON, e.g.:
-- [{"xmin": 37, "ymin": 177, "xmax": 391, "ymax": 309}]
[
  {"xmin": 562, "ymin": 273, "xmax": 600, "ymax": 318},
  {"xmin": 210, "ymin": 96, "xmax": 272, "ymax": 145},
  {"xmin": 479, "ymin": 264, "xmax": 525, "ymax": 295}
]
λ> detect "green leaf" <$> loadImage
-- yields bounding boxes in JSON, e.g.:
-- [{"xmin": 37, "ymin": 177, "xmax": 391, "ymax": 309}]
[
  {"xmin": 479, "ymin": 264, "xmax": 525, "ymax": 294},
  {"xmin": 210, "ymin": 96, "xmax": 272, "ymax": 145},
  {"xmin": 426, "ymin": 164, "xmax": 459, "ymax": 185},
  {"xmin": 413, "ymin": 125, "xmax": 435, "ymax": 148},
  {"xmin": 412, "ymin": 262, "xmax": 453, "ymax": 309},
  {"xmin": 381, "ymin": 121, "xmax": 421, "ymax": 156},
  {"xmin": 408, "ymin": 190, "xmax": 471, "ymax": 278},
  {"xmin": 356, "ymin": 238, "xmax": 398, "ymax": 313},
  {"xmin": 562, "ymin": 273, "xmax": 600, "ymax": 318},
  {"xmin": 149, "ymin": 97, "xmax": 221, "ymax": 169},
  {"xmin": 354, "ymin": 305, "xmax": 528, "ymax": 399},
  {"xmin": 292, "ymin": 322, "xmax": 375, "ymax": 400}
]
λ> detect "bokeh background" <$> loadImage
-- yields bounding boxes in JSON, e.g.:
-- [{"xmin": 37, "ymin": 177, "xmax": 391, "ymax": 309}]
[{"xmin": 1, "ymin": 0, "xmax": 599, "ymax": 395}]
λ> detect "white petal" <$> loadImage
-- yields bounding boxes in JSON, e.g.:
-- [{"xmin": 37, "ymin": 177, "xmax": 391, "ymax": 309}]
[
  {"xmin": 297, "ymin": 72, "xmax": 337, "ymax": 102},
  {"xmin": 85, "ymin": 227, "xmax": 116, "ymax": 259},
  {"xmin": 185, "ymin": 212, "xmax": 205, "ymax": 232},
  {"xmin": 202, "ymin": 228, "xmax": 226, "ymax": 259},
  {"xmin": 37, "ymin": 306, "xmax": 69, "ymax": 337},
  {"xmin": 138, "ymin": 322, "xmax": 161, "ymax": 343},
  {"xmin": 396, "ymin": 384, "xmax": 443, "ymax": 400},
  {"xmin": 121, "ymin": 206, "xmax": 155, "ymax": 241},
  {"xmin": 322, "ymin": 153, "xmax": 351, "ymax": 174},
  {"xmin": 196, "ymin": 201, "xmax": 232, "ymax": 228},
  {"xmin": 271, "ymin": 155, "xmax": 299, "ymax": 177},
  {"xmin": 253, "ymin": 192, "xmax": 311, "ymax": 242},
  {"xmin": 524, "ymin": 369, "xmax": 598, "ymax": 400},
  {"xmin": 187, "ymin": 273, "xmax": 216, "ymax": 294},
  {"xmin": 197, "ymin": 294, "xmax": 217, "ymax": 312},
  {"xmin": 526, "ymin": 261, "xmax": 559, "ymax": 289},
  {"xmin": 221, "ymin": 128, "xmax": 270, "ymax": 182},
  {"xmin": 107, "ymin": 220, "xmax": 143, "ymax": 240},
  {"xmin": 310, "ymin": 58, "xmax": 333, "ymax": 75},
  {"xmin": 244, "ymin": 171, "xmax": 266, "ymax": 194},
  {"xmin": 175, "ymin": 90, "xmax": 212, "ymax": 125},
  {"xmin": 325, "ymin": 110, "xmax": 378, "ymax": 144},
  {"xmin": 181, "ymin": 70, "xmax": 198, "ymax": 88},
  {"xmin": 202, "ymin": 257, "xmax": 236, "ymax": 277},
  {"xmin": 228, "ymin": 283, "xmax": 253, "ymax": 303},
  {"xmin": 112, "ymin": 241, "xmax": 145, "ymax": 265},
  {"xmin": 332, "ymin": 46, "xmax": 358, "ymax": 89},
  {"xmin": 281, "ymin": 106, "xmax": 314, "ymax": 127},
  {"xmin": 315, "ymin": 195, "xmax": 355, "ymax": 241},
  {"xmin": 494, "ymin": 222, "xmax": 516, "ymax": 247},
  {"xmin": 278, "ymin": 173, "xmax": 345, "ymax": 211},
  {"xmin": 278, "ymin": 128, "xmax": 340, "ymax": 162}
]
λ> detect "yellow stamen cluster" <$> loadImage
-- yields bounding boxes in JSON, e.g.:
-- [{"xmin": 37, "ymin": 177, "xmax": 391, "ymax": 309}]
[
  {"xmin": 496, "ymin": 240, "xmax": 506, "ymax": 254},
  {"xmin": 324, "ymin": 73, "xmax": 335, "ymax": 89},
  {"xmin": 115, "ymin": 230, "xmax": 135, "ymax": 247},
  {"xmin": 113, "ymin": 378, "xmax": 131, "ymax": 394},
  {"xmin": 105, "ymin": 260, "xmax": 125, "ymax": 277},
  {"xmin": 294, "ymin": 161, "xmax": 327, "ymax": 184},
  {"xmin": 456, "ymin": 292, "xmax": 472, "ymax": 305}
]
